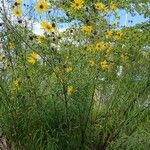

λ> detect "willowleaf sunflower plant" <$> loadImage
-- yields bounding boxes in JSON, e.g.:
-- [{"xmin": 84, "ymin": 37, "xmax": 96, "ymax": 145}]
[{"xmin": 0, "ymin": 0, "xmax": 150, "ymax": 149}]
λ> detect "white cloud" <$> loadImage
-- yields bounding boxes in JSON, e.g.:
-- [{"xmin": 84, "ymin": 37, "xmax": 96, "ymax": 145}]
[{"xmin": 32, "ymin": 22, "xmax": 44, "ymax": 35}]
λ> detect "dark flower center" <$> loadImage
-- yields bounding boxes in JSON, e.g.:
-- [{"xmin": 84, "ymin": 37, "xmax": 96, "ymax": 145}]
[
  {"xmin": 14, "ymin": 2, "xmax": 20, "ymax": 6},
  {"xmin": 18, "ymin": 20, "xmax": 22, "ymax": 23},
  {"xmin": 76, "ymin": 3, "xmax": 79, "ymax": 7},
  {"xmin": 46, "ymin": 25, "xmax": 51, "ymax": 30},
  {"xmin": 40, "ymin": 4, "xmax": 44, "ymax": 9},
  {"xmin": 52, "ymin": 23, "xmax": 56, "ymax": 28},
  {"xmin": 96, "ymin": 6, "xmax": 100, "ymax": 9}
]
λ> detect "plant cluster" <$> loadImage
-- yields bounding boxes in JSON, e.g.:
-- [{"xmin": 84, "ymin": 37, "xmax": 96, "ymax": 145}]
[{"xmin": 0, "ymin": 0, "xmax": 150, "ymax": 149}]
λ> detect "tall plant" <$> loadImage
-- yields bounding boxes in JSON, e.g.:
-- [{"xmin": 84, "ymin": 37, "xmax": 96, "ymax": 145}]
[{"xmin": 0, "ymin": 0, "xmax": 150, "ymax": 149}]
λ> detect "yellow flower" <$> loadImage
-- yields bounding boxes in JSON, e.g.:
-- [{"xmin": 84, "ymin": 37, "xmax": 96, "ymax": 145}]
[
  {"xmin": 86, "ymin": 44, "xmax": 94, "ymax": 52},
  {"xmin": 110, "ymin": 3, "xmax": 117, "ymax": 12},
  {"xmin": 7, "ymin": 42, "xmax": 15, "ymax": 49},
  {"xmin": 71, "ymin": 0, "xmax": 84, "ymax": 10},
  {"xmin": 81, "ymin": 26, "xmax": 92, "ymax": 34},
  {"xmin": 40, "ymin": 21, "xmax": 55, "ymax": 33},
  {"xmin": 100, "ymin": 60, "xmax": 109, "ymax": 69},
  {"xmin": 87, "ymin": 44, "xmax": 95, "ymax": 52},
  {"xmin": 36, "ymin": 35, "xmax": 45, "ymax": 43},
  {"xmin": 12, "ymin": 79, "xmax": 21, "ymax": 90},
  {"xmin": 14, "ymin": 79, "xmax": 20, "ymax": 87},
  {"xmin": 27, "ymin": 57, "xmax": 36, "ymax": 64},
  {"xmin": 27, "ymin": 52, "xmax": 38, "ymax": 64},
  {"xmin": 114, "ymin": 30, "xmax": 123, "ymax": 40},
  {"xmin": 31, "ymin": 52, "xmax": 38, "ymax": 60},
  {"xmin": 12, "ymin": 79, "xmax": 21, "ymax": 91},
  {"xmin": 45, "ymin": 24, "xmax": 54, "ymax": 32},
  {"xmin": 89, "ymin": 60, "xmax": 95, "ymax": 67},
  {"xmin": 121, "ymin": 53, "xmax": 128, "ymax": 61},
  {"xmin": 106, "ymin": 46, "xmax": 113, "ymax": 54},
  {"xmin": 95, "ymin": 42, "xmax": 105, "ymax": 50},
  {"xmin": 115, "ymin": 15, "xmax": 120, "ymax": 20},
  {"xmin": 15, "ymin": 0, "xmax": 22, "ymax": 6},
  {"xmin": 13, "ymin": 7, "xmax": 22, "ymax": 16},
  {"xmin": 95, "ymin": 3, "xmax": 102, "ymax": 10},
  {"xmin": 95, "ymin": 2, "xmax": 108, "ymax": 13},
  {"xmin": 40, "ymin": 21, "xmax": 48, "ymax": 29},
  {"xmin": 67, "ymin": 86, "xmax": 74, "ymax": 95},
  {"xmin": 105, "ymin": 30, "xmax": 113, "ymax": 38},
  {"xmin": 65, "ymin": 67, "xmax": 73, "ymax": 73},
  {"xmin": 35, "ymin": 0, "xmax": 49, "ymax": 14},
  {"xmin": 112, "ymin": 21, "xmax": 117, "ymax": 27}
]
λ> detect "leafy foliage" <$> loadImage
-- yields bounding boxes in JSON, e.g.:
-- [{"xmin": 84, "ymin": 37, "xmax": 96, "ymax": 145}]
[{"xmin": 0, "ymin": 0, "xmax": 150, "ymax": 149}]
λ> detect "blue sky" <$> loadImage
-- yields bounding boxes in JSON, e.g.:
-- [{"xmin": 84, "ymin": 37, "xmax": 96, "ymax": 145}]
[
  {"xmin": 118, "ymin": 10, "xmax": 148, "ymax": 26},
  {"xmin": 23, "ymin": 0, "xmax": 148, "ymax": 23},
  {"xmin": 20, "ymin": 0, "xmax": 149, "ymax": 34}
]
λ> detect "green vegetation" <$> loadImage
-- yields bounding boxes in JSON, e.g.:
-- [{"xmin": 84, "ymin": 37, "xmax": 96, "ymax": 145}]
[{"xmin": 0, "ymin": 0, "xmax": 150, "ymax": 149}]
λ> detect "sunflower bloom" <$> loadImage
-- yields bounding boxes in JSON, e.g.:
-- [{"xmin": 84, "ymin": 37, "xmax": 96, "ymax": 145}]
[
  {"xmin": 67, "ymin": 86, "xmax": 74, "ymax": 95},
  {"xmin": 40, "ymin": 21, "xmax": 48, "ymax": 29},
  {"xmin": 45, "ymin": 24, "xmax": 54, "ymax": 32},
  {"xmin": 112, "ymin": 21, "xmax": 117, "ymax": 27},
  {"xmin": 12, "ymin": 79, "xmax": 21, "ymax": 90},
  {"xmin": 100, "ymin": 60, "xmax": 109, "ymax": 69},
  {"xmin": 65, "ymin": 67, "xmax": 73, "ymax": 73},
  {"xmin": 31, "ymin": 52, "xmax": 38, "ymax": 60},
  {"xmin": 36, "ymin": 35, "xmax": 45, "ymax": 43},
  {"xmin": 27, "ymin": 52, "xmax": 38, "ymax": 64},
  {"xmin": 28, "ymin": 57, "xmax": 36, "ymax": 64},
  {"xmin": 105, "ymin": 30, "xmax": 113, "ymax": 38},
  {"xmin": 121, "ymin": 53, "xmax": 129, "ymax": 62},
  {"xmin": 40, "ymin": 21, "xmax": 55, "ymax": 33},
  {"xmin": 71, "ymin": 0, "xmax": 84, "ymax": 10},
  {"xmin": 106, "ymin": 46, "xmax": 113, "ymax": 54},
  {"xmin": 95, "ymin": 42, "xmax": 105, "ymax": 50},
  {"xmin": 114, "ymin": 31, "xmax": 123, "ymax": 40},
  {"xmin": 110, "ymin": 3, "xmax": 117, "ymax": 12},
  {"xmin": 15, "ymin": 0, "xmax": 22, "ymax": 6},
  {"xmin": 7, "ymin": 42, "xmax": 15, "ymax": 49},
  {"xmin": 81, "ymin": 26, "xmax": 92, "ymax": 34},
  {"xmin": 86, "ymin": 44, "xmax": 95, "ymax": 52},
  {"xmin": 89, "ymin": 60, "xmax": 95, "ymax": 67},
  {"xmin": 95, "ymin": 2, "xmax": 108, "ymax": 13},
  {"xmin": 35, "ymin": 0, "xmax": 49, "ymax": 14},
  {"xmin": 13, "ymin": 7, "xmax": 22, "ymax": 16},
  {"xmin": 14, "ymin": 79, "xmax": 20, "ymax": 87}
]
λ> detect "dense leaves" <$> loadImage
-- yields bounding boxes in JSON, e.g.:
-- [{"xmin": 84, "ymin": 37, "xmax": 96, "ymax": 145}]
[{"xmin": 0, "ymin": 0, "xmax": 150, "ymax": 149}]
